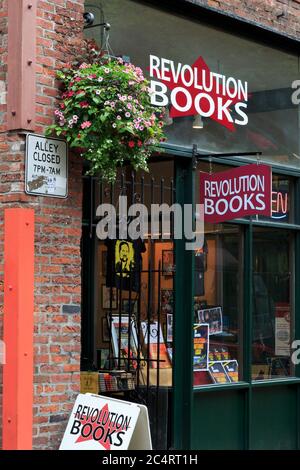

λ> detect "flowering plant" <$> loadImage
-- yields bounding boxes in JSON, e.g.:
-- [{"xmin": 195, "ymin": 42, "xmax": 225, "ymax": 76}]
[{"xmin": 46, "ymin": 55, "xmax": 166, "ymax": 181}]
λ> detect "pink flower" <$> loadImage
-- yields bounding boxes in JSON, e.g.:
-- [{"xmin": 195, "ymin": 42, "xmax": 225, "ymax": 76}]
[
  {"xmin": 125, "ymin": 112, "xmax": 131, "ymax": 118},
  {"xmin": 79, "ymin": 101, "xmax": 89, "ymax": 108},
  {"xmin": 75, "ymin": 77, "xmax": 82, "ymax": 82},
  {"xmin": 117, "ymin": 115, "xmax": 122, "ymax": 120},
  {"xmin": 137, "ymin": 141, "xmax": 143, "ymax": 147},
  {"xmin": 79, "ymin": 63, "xmax": 89, "ymax": 69},
  {"xmin": 128, "ymin": 141, "xmax": 135, "ymax": 148},
  {"xmin": 81, "ymin": 121, "xmax": 92, "ymax": 129}
]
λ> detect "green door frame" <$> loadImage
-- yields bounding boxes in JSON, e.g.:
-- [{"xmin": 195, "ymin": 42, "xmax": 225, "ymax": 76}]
[
  {"xmin": 173, "ymin": 155, "xmax": 195, "ymax": 450},
  {"xmin": 172, "ymin": 145, "xmax": 300, "ymax": 449}
]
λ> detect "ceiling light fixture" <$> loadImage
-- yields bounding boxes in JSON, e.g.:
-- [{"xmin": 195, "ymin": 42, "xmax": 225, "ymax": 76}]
[{"xmin": 193, "ymin": 114, "xmax": 204, "ymax": 129}]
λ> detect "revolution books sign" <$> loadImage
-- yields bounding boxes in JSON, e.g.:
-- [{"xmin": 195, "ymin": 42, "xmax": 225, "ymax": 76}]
[
  {"xmin": 60, "ymin": 393, "xmax": 152, "ymax": 450},
  {"xmin": 149, "ymin": 55, "xmax": 248, "ymax": 130},
  {"xmin": 200, "ymin": 164, "xmax": 272, "ymax": 223}
]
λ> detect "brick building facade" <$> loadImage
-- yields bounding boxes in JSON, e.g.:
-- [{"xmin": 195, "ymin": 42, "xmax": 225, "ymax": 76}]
[{"xmin": 0, "ymin": 0, "xmax": 300, "ymax": 450}]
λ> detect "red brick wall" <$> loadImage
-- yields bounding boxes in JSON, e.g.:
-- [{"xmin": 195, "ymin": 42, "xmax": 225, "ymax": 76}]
[
  {"xmin": 0, "ymin": 0, "xmax": 85, "ymax": 450},
  {"xmin": 188, "ymin": 0, "xmax": 300, "ymax": 38}
]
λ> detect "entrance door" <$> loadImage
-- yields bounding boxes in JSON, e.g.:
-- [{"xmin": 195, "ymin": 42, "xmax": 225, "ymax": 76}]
[{"xmin": 81, "ymin": 159, "xmax": 176, "ymax": 449}]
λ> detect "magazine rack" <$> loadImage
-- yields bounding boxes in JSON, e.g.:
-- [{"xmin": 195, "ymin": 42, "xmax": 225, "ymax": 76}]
[{"xmin": 99, "ymin": 370, "xmax": 136, "ymax": 393}]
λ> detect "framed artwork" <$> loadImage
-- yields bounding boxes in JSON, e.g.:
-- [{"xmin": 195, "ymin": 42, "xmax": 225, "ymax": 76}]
[
  {"xmin": 162, "ymin": 250, "xmax": 174, "ymax": 276},
  {"xmin": 122, "ymin": 298, "xmax": 138, "ymax": 315},
  {"xmin": 102, "ymin": 316, "xmax": 110, "ymax": 342},
  {"xmin": 110, "ymin": 315, "xmax": 139, "ymax": 369},
  {"xmin": 161, "ymin": 289, "xmax": 174, "ymax": 315},
  {"xmin": 140, "ymin": 321, "xmax": 171, "ymax": 369},
  {"xmin": 197, "ymin": 306, "xmax": 223, "ymax": 335},
  {"xmin": 101, "ymin": 284, "xmax": 118, "ymax": 310}
]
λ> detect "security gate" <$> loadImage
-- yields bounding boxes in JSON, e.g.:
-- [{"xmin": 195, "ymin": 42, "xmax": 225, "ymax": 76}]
[{"xmin": 81, "ymin": 161, "xmax": 176, "ymax": 449}]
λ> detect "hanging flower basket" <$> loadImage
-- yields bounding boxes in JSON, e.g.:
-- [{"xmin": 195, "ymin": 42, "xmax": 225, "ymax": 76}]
[{"xmin": 46, "ymin": 54, "xmax": 167, "ymax": 181}]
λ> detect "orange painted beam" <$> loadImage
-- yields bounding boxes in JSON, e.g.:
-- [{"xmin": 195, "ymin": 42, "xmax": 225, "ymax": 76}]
[{"xmin": 3, "ymin": 209, "xmax": 34, "ymax": 450}]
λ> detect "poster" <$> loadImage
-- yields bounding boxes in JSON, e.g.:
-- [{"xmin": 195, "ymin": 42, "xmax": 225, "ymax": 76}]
[
  {"xmin": 198, "ymin": 307, "xmax": 223, "ymax": 335},
  {"xmin": 275, "ymin": 303, "xmax": 290, "ymax": 356},
  {"xmin": 110, "ymin": 316, "xmax": 139, "ymax": 369},
  {"xmin": 208, "ymin": 361, "xmax": 231, "ymax": 384},
  {"xmin": 223, "ymin": 360, "xmax": 239, "ymax": 383},
  {"xmin": 141, "ymin": 321, "xmax": 171, "ymax": 369},
  {"xmin": 193, "ymin": 323, "xmax": 209, "ymax": 371}
]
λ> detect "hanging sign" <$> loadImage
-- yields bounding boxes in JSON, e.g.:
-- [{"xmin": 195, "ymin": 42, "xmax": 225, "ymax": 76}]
[
  {"xmin": 25, "ymin": 133, "xmax": 68, "ymax": 198},
  {"xmin": 59, "ymin": 393, "xmax": 152, "ymax": 450},
  {"xmin": 200, "ymin": 163, "xmax": 272, "ymax": 223}
]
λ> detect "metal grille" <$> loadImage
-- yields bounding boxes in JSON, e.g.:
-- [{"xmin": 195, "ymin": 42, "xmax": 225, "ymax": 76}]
[{"xmin": 81, "ymin": 166, "xmax": 176, "ymax": 449}]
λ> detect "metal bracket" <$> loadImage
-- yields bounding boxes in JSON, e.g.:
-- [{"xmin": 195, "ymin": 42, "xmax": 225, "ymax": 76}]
[{"xmin": 84, "ymin": 21, "xmax": 110, "ymax": 30}]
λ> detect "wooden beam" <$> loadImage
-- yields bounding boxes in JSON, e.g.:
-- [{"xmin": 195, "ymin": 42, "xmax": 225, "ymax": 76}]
[
  {"xmin": 3, "ymin": 209, "xmax": 35, "ymax": 450},
  {"xmin": 7, "ymin": 0, "xmax": 37, "ymax": 131}
]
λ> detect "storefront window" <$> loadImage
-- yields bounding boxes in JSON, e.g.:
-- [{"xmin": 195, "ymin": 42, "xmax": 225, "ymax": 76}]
[
  {"xmin": 193, "ymin": 224, "xmax": 243, "ymax": 386},
  {"xmin": 85, "ymin": 0, "xmax": 300, "ymax": 169},
  {"xmin": 252, "ymin": 228, "xmax": 294, "ymax": 380},
  {"xmin": 257, "ymin": 174, "xmax": 293, "ymax": 224}
]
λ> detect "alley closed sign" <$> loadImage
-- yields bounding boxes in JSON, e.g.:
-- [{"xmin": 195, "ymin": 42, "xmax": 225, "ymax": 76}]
[
  {"xmin": 200, "ymin": 163, "xmax": 272, "ymax": 223},
  {"xmin": 60, "ymin": 393, "xmax": 152, "ymax": 450},
  {"xmin": 25, "ymin": 134, "xmax": 68, "ymax": 198}
]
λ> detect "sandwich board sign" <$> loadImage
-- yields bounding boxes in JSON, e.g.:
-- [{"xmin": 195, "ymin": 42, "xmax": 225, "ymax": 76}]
[{"xmin": 59, "ymin": 393, "xmax": 152, "ymax": 450}]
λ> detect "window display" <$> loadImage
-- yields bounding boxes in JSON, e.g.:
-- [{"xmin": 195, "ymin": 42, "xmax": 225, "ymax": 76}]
[
  {"xmin": 193, "ymin": 224, "xmax": 243, "ymax": 386},
  {"xmin": 252, "ymin": 228, "xmax": 294, "ymax": 380}
]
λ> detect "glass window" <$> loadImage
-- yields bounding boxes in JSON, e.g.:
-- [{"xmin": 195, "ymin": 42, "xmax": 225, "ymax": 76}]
[
  {"xmin": 85, "ymin": 0, "xmax": 300, "ymax": 169},
  {"xmin": 193, "ymin": 224, "xmax": 243, "ymax": 386},
  {"xmin": 252, "ymin": 228, "xmax": 294, "ymax": 380},
  {"xmin": 257, "ymin": 174, "xmax": 293, "ymax": 224}
]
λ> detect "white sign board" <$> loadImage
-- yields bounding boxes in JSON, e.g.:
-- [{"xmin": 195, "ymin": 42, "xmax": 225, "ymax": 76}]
[
  {"xmin": 275, "ymin": 316, "xmax": 290, "ymax": 356},
  {"xmin": 60, "ymin": 393, "xmax": 152, "ymax": 450},
  {"xmin": 25, "ymin": 134, "xmax": 68, "ymax": 198}
]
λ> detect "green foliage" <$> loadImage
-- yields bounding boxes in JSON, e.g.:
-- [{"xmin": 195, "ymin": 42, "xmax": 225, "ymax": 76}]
[{"xmin": 46, "ymin": 55, "xmax": 166, "ymax": 181}]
